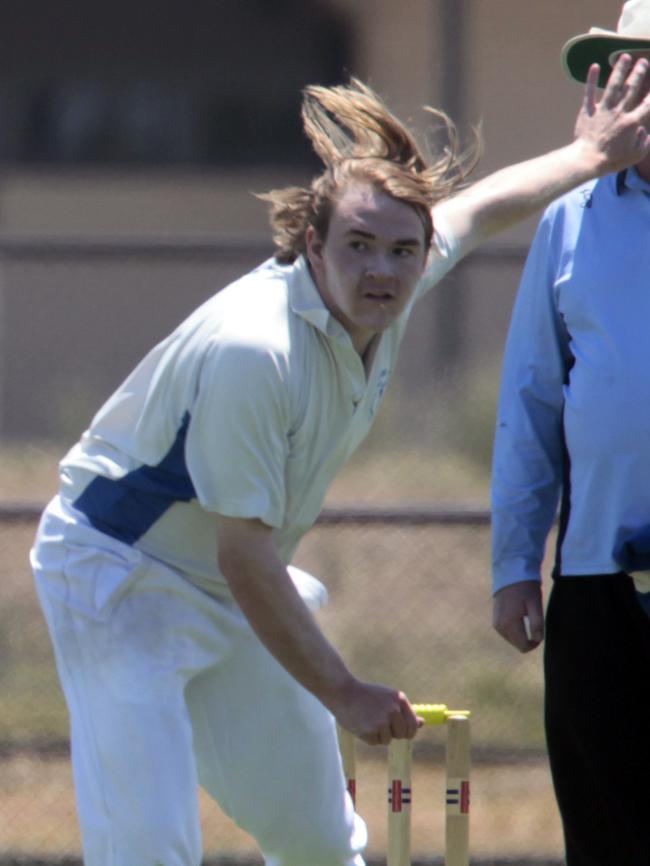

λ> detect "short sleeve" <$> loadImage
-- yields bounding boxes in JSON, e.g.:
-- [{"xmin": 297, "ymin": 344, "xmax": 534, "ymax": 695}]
[
  {"xmin": 414, "ymin": 212, "xmax": 462, "ymax": 300},
  {"xmin": 185, "ymin": 338, "xmax": 290, "ymax": 528}
]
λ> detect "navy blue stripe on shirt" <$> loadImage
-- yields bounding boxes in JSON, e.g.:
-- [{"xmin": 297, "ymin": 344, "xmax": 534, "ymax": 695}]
[
  {"xmin": 553, "ymin": 349, "xmax": 575, "ymax": 580},
  {"xmin": 73, "ymin": 411, "xmax": 196, "ymax": 545}
]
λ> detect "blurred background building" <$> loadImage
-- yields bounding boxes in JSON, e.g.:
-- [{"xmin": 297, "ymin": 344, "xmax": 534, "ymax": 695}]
[{"xmin": 0, "ymin": 0, "xmax": 617, "ymax": 444}]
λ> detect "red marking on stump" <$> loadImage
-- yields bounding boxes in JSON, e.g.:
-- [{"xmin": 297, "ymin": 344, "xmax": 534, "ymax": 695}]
[
  {"xmin": 391, "ymin": 780, "xmax": 402, "ymax": 812},
  {"xmin": 460, "ymin": 780, "xmax": 470, "ymax": 814}
]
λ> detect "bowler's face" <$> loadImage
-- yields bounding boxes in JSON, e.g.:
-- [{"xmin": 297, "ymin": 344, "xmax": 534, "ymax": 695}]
[{"xmin": 306, "ymin": 184, "xmax": 428, "ymax": 355}]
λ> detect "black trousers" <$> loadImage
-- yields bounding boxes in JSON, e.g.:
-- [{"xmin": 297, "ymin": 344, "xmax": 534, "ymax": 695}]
[{"xmin": 544, "ymin": 574, "xmax": 650, "ymax": 866}]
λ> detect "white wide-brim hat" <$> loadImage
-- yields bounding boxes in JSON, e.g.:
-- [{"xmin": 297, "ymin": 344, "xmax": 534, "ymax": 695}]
[{"xmin": 561, "ymin": 0, "xmax": 650, "ymax": 86}]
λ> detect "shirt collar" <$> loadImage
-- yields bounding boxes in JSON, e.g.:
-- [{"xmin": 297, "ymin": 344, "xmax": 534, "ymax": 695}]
[
  {"xmin": 616, "ymin": 167, "xmax": 650, "ymax": 196},
  {"xmin": 287, "ymin": 254, "xmax": 351, "ymax": 344}
]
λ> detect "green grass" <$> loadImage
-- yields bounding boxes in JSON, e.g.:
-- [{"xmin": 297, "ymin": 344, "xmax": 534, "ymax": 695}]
[{"xmin": 0, "ymin": 660, "xmax": 69, "ymax": 744}]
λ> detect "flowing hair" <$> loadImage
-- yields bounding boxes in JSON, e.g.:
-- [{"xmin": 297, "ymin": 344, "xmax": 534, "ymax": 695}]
[{"xmin": 259, "ymin": 78, "xmax": 481, "ymax": 263}]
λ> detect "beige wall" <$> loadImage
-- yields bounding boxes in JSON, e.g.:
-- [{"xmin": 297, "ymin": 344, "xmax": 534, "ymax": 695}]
[
  {"xmin": 468, "ymin": 0, "xmax": 617, "ymax": 244},
  {"xmin": 329, "ymin": 0, "xmax": 440, "ymax": 113}
]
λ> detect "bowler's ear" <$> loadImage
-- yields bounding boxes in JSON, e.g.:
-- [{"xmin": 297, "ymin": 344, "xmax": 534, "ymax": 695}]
[{"xmin": 305, "ymin": 225, "xmax": 324, "ymax": 267}]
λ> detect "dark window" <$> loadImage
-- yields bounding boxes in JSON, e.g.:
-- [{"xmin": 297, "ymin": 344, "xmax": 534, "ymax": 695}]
[{"xmin": 0, "ymin": 0, "xmax": 352, "ymax": 167}]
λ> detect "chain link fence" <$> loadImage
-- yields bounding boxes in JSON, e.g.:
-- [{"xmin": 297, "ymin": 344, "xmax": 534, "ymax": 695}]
[{"xmin": 0, "ymin": 236, "xmax": 563, "ymax": 864}]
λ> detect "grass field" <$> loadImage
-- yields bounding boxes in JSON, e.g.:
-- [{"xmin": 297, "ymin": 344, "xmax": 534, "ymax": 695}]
[{"xmin": 2, "ymin": 751, "xmax": 563, "ymax": 862}]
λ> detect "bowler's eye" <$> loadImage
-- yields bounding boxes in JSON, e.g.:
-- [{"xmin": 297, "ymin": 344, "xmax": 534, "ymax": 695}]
[
  {"xmin": 349, "ymin": 240, "xmax": 368, "ymax": 252},
  {"xmin": 393, "ymin": 246, "xmax": 415, "ymax": 257}
]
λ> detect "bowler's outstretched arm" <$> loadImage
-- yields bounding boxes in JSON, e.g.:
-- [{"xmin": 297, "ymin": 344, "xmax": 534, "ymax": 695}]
[{"xmin": 432, "ymin": 55, "xmax": 650, "ymax": 262}]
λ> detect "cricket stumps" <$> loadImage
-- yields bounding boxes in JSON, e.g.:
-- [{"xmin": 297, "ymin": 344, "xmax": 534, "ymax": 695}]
[{"xmin": 338, "ymin": 702, "xmax": 471, "ymax": 866}]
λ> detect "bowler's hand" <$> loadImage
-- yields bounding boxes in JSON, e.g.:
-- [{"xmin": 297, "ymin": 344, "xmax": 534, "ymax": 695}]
[
  {"xmin": 492, "ymin": 580, "xmax": 544, "ymax": 653},
  {"xmin": 575, "ymin": 54, "xmax": 650, "ymax": 174},
  {"xmin": 331, "ymin": 680, "xmax": 422, "ymax": 746}
]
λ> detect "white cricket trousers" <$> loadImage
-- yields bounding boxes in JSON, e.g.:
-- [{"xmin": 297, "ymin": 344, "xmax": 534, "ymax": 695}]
[{"xmin": 30, "ymin": 497, "xmax": 367, "ymax": 866}]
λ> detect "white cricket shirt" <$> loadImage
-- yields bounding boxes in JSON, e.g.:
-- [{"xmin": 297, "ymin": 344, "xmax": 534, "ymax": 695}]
[{"xmin": 60, "ymin": 220, "xmax": 460, "ymax": 595}]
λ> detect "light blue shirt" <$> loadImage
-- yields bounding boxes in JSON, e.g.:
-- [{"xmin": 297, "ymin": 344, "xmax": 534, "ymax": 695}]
[{"xmin": 492, "ymin": 168, "xmax": 650, "ymax": 593}]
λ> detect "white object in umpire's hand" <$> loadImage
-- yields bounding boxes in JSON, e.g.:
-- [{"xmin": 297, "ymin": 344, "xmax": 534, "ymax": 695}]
[
  {"xmin": 630, "ymin": 569, "xmax": 650, "ymax": 594},
  {"xmin": 288, "ymin": 565, "xmax": 329, "ymax": 611}
]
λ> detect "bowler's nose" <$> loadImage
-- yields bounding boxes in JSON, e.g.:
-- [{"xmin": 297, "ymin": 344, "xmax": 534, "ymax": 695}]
[{"xmin": 364, "ymin": 254, "xmax": 395, "ymax": 279}]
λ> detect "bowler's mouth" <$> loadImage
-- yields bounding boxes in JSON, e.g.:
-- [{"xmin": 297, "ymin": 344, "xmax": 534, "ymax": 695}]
[{"xmin": 363, "ymin": 289, "xmax": 396, "ymax": 302}]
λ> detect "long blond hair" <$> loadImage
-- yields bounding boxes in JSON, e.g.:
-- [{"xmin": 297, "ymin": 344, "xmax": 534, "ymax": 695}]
[{"xmin": 259, "ymin": 78, "xmax": 480, "ymax": 263}]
